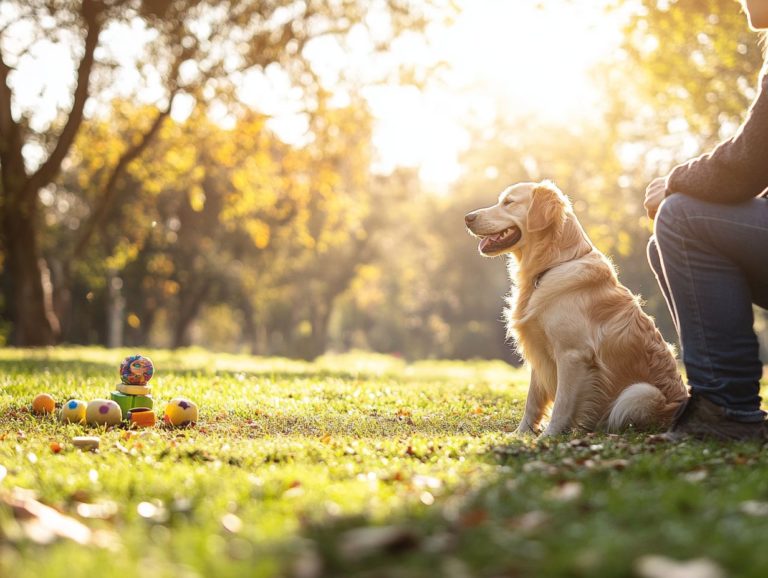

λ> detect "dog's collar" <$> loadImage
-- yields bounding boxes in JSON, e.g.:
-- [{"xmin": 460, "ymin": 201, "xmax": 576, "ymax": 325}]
[{"xmin": 533, "ymin": 269, "xmax": 551, "ymax": 289}]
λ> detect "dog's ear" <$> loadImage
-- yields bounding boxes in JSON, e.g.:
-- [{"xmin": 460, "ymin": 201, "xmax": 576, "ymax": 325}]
[{"xmin": 526, "ymin": 181, "xmax": 567, "ymax": 232}]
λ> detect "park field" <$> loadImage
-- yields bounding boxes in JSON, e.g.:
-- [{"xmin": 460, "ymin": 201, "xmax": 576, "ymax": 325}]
[{"xmin": 1, "ymin": 348, "xmax": 768, "ymax": 578}]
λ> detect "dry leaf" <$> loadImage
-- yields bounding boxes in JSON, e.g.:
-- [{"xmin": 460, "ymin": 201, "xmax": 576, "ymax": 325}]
[
  {"xmin": 338, "ymin": 525, "xmax": 418, "ymax": 560},
  {"xmin": 740, "ymin": 501, "xmax": 768, "ymax": 516},
  {"xmin": 3, "ymin": 488, "xmax": 118, "ymax": 548},
  {"xmin": 635, "ymin": 555, "xmax": 725, "ymax": 578},
  {"xmin": 602, "ymin": 459, "xmax": 630, "ymax": 471},
  {"xmin": 547, "ymin": 481, "xmax": 583, "ymax": 502},
  {"xmin": 509, "ymin": 510, "xmax": 549, "ymax": 532},
  {"xmin": 522, "ymin": 460, "xmax": 558, "ymax": 475},
  {"xmin": 221, "ymin": 513, "xmax": 243, "ymax": 533},
  {"xmin": 76, "ymin": 500, "xmax": 119, "ymax": 520},
  {"xmin": 72, "ymin": 436, "xmax": 100, "ymax": 451},
  {"xmin": 683, "ymin": 469, "xmax": 708, "ymax": 483},
  {"xmin": 459, "ymin": 508, "xmax": 488, "ymax": 528}
]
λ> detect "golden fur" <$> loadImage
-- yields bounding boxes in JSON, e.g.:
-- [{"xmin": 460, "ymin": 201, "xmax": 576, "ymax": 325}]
[{"xmin": 465, "ymin": 181, "xmax": 687, "ymax": 436}]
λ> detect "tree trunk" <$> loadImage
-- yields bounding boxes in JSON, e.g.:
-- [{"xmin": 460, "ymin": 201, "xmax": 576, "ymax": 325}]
[
  {"xmin": 239, "ymin": 295, "xmax": 260, "ymax": 354},
  {"xmin": 171, "ymin": 283, "xmax": 210, "ymax": 349},
  {"xmin": 106, "ymin": 269, "xmax": 125, "ymax": 348},
  {"xmin": 2, "ymin": 196, "xmax": 59, "ymax": 345},
  {"xmin": 308, "ymin": 303, "xmax": 331, "ymax": 360}
]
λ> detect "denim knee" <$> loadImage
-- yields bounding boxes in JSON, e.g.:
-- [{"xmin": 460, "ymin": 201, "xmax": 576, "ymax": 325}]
[{"xmin": 655, "ymin": 193, "xmax": 692, "ymax": 236}]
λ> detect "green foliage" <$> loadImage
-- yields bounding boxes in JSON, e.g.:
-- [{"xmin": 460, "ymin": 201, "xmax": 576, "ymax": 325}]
[{"xmin": 621, "ymin": 0, "xmax": 765, "ymax": 142}]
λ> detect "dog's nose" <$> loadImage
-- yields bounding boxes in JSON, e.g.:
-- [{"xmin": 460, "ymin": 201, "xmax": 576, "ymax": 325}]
[{"xmin": 465, "ymin": 212, "xmax": 477, "ymax": 225}]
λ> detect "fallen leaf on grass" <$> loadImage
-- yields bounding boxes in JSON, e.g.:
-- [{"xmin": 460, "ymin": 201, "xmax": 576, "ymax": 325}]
[
  {"xmin": 730, "ymin": 454, "xmax": 754, "ymax": 466},
  {"xmin": 3, "ymin": 488, "xmax": 118, "ymax": 548},
  {"xmin": 284, "ymin": 480, "xmax": 304, "ymax": 499},
  {"xmin": 547, "ymin": 481, "xmax": 583, "ymax": 502},
  {"xmin": 522, "ymin": 460, "xmax": 559, "ymax": 475},
  {"xmin": 740, "ymin": 501, "xmax": 768, "ymax": 516},
  {"xmin": 75, "ymin": 500, "xmax": 119, "ymax": 520},
  {"xmin": 136, "ymin": 500, "xmax": 169, "ymax": 523},
  {"xmin": 683, "ymin": 469, "xmax": 708, "ymax": 483},
  {"xmin": 602, "ymin": 459, "xmax": 630, "ymax": 471},
  {"xmin": 634, "ymin": 555, "xmax": 724, "ymax": 578},
  {"xmin": 645, "ymin": 434, "xmax": 670, "ymax": 445},
  {"xmin": 508, "ymin": 510, "xmax": 549, "ymax": 533},
  {"xmin": 459, "ymin": 508, "xmax": 488, "ymax": 528},
  {"xmin": 338, "ymin": 525, "xmax": 419, "ymax": 561},
  {"xmin": 221, "ymin": 513, "xmax": 243, "ymax": 533},
  {"xmin": 72, "ymin": 436, "xmax": 100, "ymax": 451}
]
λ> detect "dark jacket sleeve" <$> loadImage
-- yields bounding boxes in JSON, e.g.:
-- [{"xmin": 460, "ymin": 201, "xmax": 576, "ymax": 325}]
[{"xmin": 666, "ymin": 73, "xmax": 768, "ymax": 202}]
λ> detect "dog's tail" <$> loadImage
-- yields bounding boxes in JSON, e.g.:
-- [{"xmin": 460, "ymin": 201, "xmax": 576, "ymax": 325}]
[{"xmin": 606, "ymin": 382, "xmax": 678, "ymax": 433}]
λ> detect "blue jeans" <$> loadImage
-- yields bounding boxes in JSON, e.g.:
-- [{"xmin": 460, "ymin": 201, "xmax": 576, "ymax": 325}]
[{"xmin": 647, "ymin": 193, "xmax": 768, "ymax": 422}]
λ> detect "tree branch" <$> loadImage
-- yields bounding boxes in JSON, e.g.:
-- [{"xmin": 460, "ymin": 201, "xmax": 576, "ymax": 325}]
[
  {"xmin": 25, "ymin": 0, "xmax": 104, "ymax": 197},
  {"xmin": 72, "ymin": 99, "xmax": 174, "ymax": 260}
]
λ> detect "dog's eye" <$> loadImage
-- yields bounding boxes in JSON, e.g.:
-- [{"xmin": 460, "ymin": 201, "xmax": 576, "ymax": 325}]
[{"xmin": 503, "ymin": 197, "xmax": 514, "ymax": 205}]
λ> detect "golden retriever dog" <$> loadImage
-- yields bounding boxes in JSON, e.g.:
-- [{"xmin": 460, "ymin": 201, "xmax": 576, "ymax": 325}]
[{"xmin": 465, "ymin": 181, "xmax": 687, "ymax": 436}]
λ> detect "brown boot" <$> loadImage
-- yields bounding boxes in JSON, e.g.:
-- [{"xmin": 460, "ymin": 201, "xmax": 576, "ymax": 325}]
[{"xmin": 661, "ymin": 394, "xmax": 766, "ymax": 442}]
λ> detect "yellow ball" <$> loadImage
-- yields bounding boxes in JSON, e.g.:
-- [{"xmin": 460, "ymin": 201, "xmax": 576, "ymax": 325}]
[
  {"xmin": 85, "ymin": 399, "xmax": 123, "ymax": 426},
  {"xmin": 59, "ymin": 399, "xmax": 87, "ymax": 424},
  {"xmin": 164, "ymin": 398, "xmax": 198, "ymax": 427},
  {"xmin": 32, "ymin": 393, "xmax": 56, "ymax": 415}
]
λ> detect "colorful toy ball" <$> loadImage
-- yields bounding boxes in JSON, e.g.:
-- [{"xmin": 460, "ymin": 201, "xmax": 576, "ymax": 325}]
[
  {"xmin": 59, "ymin": 399, "xmax": 87, "ymax": 424},
  {"xmin": 32, "ymin": 393, "xmax": 56, "ymax": 415},
  {"xmin": 164, "ymin": 398, "xmax": 198, "ymax": 427},
  {"xmin": 120, "ymin": 354, "xmax": 154, "ymax": 385},
  {"xmin": 85, "ymin": 399, "xmax": 123, "ymax": 426}
]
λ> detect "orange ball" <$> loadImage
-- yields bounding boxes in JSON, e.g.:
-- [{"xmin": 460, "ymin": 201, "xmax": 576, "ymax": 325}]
[{"xmin": 32, "ymin": 393, "xmax": 56, "ymax": 415}]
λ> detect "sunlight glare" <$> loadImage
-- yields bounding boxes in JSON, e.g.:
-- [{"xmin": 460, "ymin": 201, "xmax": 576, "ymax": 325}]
[{"xmin": 361, "ymin": 0, "xmax": 625, "ymax": 188}]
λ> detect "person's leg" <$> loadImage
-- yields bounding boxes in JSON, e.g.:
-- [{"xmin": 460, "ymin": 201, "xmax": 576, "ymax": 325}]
[
  {"xmin": 647, "ymin": 236, "xmax": 679, "ymax": 334},
  {"xmin": 654, "ymin": 193, "xmax": 768, "ymax": 423}
]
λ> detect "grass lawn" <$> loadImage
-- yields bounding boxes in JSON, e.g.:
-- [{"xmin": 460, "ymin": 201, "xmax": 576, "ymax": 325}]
[{"xmin": 1, "ymin": 347, "xmax": 768, "ymax": 578}]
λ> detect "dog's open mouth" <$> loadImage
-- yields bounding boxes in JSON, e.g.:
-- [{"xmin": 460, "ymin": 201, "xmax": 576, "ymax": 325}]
[{"xmin": 478, "ymin": 226, "xmax": 522, "ymax": 254}]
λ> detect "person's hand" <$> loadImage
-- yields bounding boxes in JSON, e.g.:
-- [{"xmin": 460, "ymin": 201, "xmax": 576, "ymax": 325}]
[{"xmin": 644, "ymin": 177, "xmax": 668, "ymax": 220}]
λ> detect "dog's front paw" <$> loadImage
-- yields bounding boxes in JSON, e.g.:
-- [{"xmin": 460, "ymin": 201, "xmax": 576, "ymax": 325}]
[
  {"xmin": 514, "ymin": 422, "xmax": 539, "ymax": 436},
  {"xmin": 540, "ymin": 424, "xmax": 570, "ymax": 437}
]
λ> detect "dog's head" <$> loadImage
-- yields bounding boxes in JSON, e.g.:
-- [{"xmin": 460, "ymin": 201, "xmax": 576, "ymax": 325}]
[{"xmin": 464, "ymin": 180, "xmax": 569, "ymax": 257}]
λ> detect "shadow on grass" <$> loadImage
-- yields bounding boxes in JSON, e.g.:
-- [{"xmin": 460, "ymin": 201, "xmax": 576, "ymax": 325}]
[{"xmin": 292, "ymin": 436, "xmax": 768, "ymax": 578}]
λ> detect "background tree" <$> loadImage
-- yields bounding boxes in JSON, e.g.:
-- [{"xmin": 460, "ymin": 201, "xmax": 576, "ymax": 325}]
[{"xmin": 0, "ymin": 0, "xmax": 444, "ymax": 345}]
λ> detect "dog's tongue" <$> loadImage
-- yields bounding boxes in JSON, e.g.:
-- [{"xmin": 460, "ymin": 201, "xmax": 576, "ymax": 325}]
[{"xmin": 479, "ymin": 235, "xmax": 496, "ymax": 252}]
